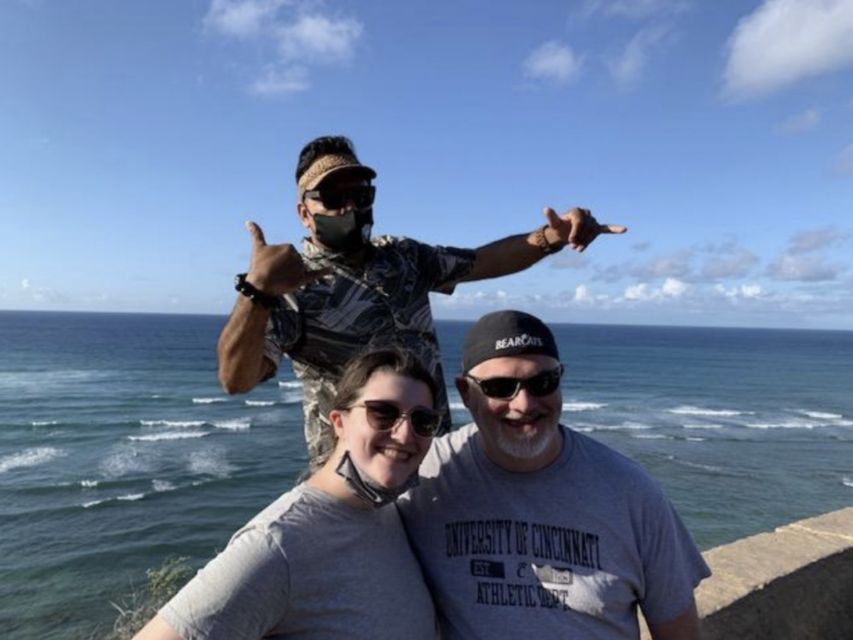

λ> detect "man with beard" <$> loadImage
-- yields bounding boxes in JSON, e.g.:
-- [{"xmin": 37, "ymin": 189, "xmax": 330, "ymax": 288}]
[
  {"xmin": 398, "ymin": 310, "xmax": 710, "ymax": 639},
  {"xmin": 217, "ymin": 136, "xmax": 626, "ymax": 468}
]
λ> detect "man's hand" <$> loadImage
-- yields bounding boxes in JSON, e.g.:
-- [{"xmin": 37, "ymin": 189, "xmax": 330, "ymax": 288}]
[
  {"xmin": 244, "ymin": 221, "xmax": 330, "ymax": 295},
  {"xmin": 544, "ymin": 207, "xmax": 627, "ymax": 253}
]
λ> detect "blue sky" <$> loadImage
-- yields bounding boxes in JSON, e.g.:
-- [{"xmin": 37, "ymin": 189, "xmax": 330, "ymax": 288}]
[{"xmin": 2, "ymin": 0, "xmax": 852, "ymax": 329}]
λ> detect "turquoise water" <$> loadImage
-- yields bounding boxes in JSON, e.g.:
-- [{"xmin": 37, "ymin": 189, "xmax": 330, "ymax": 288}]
[{"xmin": 1, "ymin": 311, "xmax": 852, "ymax": 639}]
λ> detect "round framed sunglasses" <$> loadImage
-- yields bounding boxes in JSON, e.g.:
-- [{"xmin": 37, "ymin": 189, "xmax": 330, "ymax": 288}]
[
  {"xmin": 349, "ymin": 399, "xmax": 441, "ymax": 438},
  {"xmin": 466, "ymin": 365, "xmax": 563, "ymax": 400}
]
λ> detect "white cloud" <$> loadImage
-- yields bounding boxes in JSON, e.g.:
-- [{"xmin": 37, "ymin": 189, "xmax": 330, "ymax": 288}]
[
  {"xmin": 722, "ymin": 0, "xmax": 853, "ymax": 100},
  {"xmin": 776, "ymin": 108, "xmax": 821, "ymax": 134},
  {"xmin": 203, "ymin": 1, "xmax": 364, "ymax": 96},
  {"xmin": 638, "ymin": 251, "xmax": 694, "ymax": 279},
  {"xmin": 204, "ymin": 0, "xmax": 291, "ymax": 39},
  {"xmin": 608, "ymin": 25, "xmax": 671, "ymax": 88},
  {"xmin": 766, "ymin": 253, "xmax": 842, "ymax": 282},
  {"xmin": 624, "ymin": 282, "xmax": 652, "ymax": 300},
  {"xmin": 579, "ymin": 0, "xmax": 690, "ymax": 19},
  {"xmin": 523, "ymin": 41, "xmax": 583, "ymax": 85},
  {"xmin": 623, "ymin": 278, "xmax": 687, "ymax": 301},
  {"xmin": 834, "ymin": 143, "xmax": 853, "ymax": 176},
  {"xmin": 662, "ymin": 277, "xmax": 687, "ymax": 297},
  {"xmin": 788, "ymin": 226, "xmax": 848, "ymax": 254},
  {"xmin": 21, "ymin": 278, "xmax": 30, "ymax": 290},
  {"xmin": 250, "ymin": 66, "xmax": 309, "ymax": 95},
  {"xmin": 700, "ymin": 247, "xmax": 759, "ymax": 279},
  {"xmin": 715, "ymin": 283, "xmax": 764, "ymax": 300},
  {"xmin": 274, "ymin": 14, "xmax": 363, "ymax": 65},
  {"xmin": 574, "ymin": 284, "xmax": 592, "ymax": 302}
]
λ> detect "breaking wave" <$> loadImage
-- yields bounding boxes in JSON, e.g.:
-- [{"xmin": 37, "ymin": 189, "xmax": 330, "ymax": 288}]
[{"xmin": 0, "ymin": 447, "xmax": 66, "ymax": 474}]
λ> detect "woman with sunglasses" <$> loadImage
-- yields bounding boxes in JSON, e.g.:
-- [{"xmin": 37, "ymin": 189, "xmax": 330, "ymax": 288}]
[{"xmin": 134, "ymin": 348, "xmax": 441, "ymax": 640}]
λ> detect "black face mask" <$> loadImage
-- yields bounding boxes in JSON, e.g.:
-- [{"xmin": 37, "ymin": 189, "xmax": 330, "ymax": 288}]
[
  {"xmin": 312, "ymin": 207, "xmax": 373, "ymax": 253},
  {"xmin": 334, "ymin": 451, "xmax": 420, "ymax": 508}
]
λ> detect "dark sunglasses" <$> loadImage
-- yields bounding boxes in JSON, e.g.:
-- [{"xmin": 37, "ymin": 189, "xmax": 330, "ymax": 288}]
[
  {"xmin": 466, "ymin": 365, "xmax": 563, "ymax": 400},
  {"xmin": 349, "ymin": 399, "xmax": 441, "ymax": 438},
  {"xmin": 304, "ymin": 185, "xmax": 376, "ymax": 210}
]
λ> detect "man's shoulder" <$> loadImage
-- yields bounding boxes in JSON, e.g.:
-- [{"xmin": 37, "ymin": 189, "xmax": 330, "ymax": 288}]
[
  {"xmin": 419, "ymin": 423, "xmax": 478, "ymax": 476},
  {"xmin": 371, "ymin": 234, "xmax": 427, "ymax": 253},
  {"xmin": 569, "ymin": 427, "xmax": 666, "ymax": 492}
]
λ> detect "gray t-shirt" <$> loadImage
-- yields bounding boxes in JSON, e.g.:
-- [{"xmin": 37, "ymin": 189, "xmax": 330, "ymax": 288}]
[
  {"xmin": 162, "ymin": 484, "xmax": 436, "ymax": 640},
  {"xmin": 397, "ymin": 424, "xmax": 710, "ymax": 639}
]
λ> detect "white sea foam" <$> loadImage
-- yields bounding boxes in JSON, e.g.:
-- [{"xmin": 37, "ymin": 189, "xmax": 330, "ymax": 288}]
[
  {"xmin": 31, "ymin": 420, "xmax": 59, "ymax": 426},
  {"xmin": 622, "ymin": 421, "xmax": 653, "ymax": 430},
  {"xmin": 152, "ymin": 479, "xmax": 176, "ymax": 492},
  {"xmin": 245, "ymin": 400, "xmax": 275, "ymax": 407},
  {"xmin": 594, "ymin": 421, "xmax": 653, "ymax": 431},
  {"xmin": 665, "ymin": 456, "xmax": 724, "ymax": 473},
  {"xmin": 192, "ymin": 397, "xmax": 226, "ymax": 404},
  {"xmin": 213, "ymin": 419, "xmax": 251, "ymax": 431},
  {"xmin": 80, "ymin": 479, "xmax": 99, "ymax": 488},
  {"xmin": 633, "ymin": 434, "xmax": 672, "ymax": 440},
  {"xmin": 0, "ymin": 447, "xmax": 65, "ymax": 474},
  {"xmin": 129, "ymin": 432, "xmax": 210, "ymax": 442},
  {"xmin": 562, "ymin": 402, "xmax": 607, "ymax": 412},
  {"xmin": 842, "ymin": 476, "xmax": 853, "ymax": 488},
  {"xmin": 795, "ymin": 409, "xmax": 842, "ymax": 420},
  {"xmin": 682, "ymin": 423, "xmax": 724, "ymax": 430},
  {"xmin": 744, "ymin": 418, "xmax": 821, "ymax": 430},
  {"xmin": 667, "ymin": 406, "xmax": 746, "ymax": 417},
  {"xmin": 82, "ymin": 492, "xmax": 145, "ymax": 508},
  {"xmin": 280, "ymin": 393, "xmax": 303, "ymax": 405},
  {"xmin": 188, "ymin": 448, "xmax": 234, "ymax": 478},
  {"xmin": 686, "ymin": 437, "xmax": 707, "ymax": 442},
  {"xmin": 278, "ymin": 380, "xmax": 302, "ymax": 388},
  {"xmin": 140, "ymin": 420, "xmax": 207, "ymax": 428},
  {"xmin": 100, "ymin": 448, "xmax": 151, "ymax": 478}
]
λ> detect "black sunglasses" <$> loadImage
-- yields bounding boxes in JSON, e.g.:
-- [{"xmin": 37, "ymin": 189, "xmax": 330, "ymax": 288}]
[
  {"xmin": 466, "ymin": 365, "xmax": 563, "ymax": 400},
  {"xmin": 304, "ymin": 185, "xmax": 376, "ymax": 210},
  {"xmin": 349, "ymin": 399, "xmax": 441, "ymax": 438}
]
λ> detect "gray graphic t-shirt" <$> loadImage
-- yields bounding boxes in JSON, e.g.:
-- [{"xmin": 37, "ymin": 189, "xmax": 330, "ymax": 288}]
[{"xmin": 397, "ymin": 424, "xmax": 710, "ymax": 639}]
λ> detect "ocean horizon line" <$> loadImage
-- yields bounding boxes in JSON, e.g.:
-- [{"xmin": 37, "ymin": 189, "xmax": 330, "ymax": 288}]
[{"xmin": 1, "ymin": 308, "xmax": 851, "ymax": 335}]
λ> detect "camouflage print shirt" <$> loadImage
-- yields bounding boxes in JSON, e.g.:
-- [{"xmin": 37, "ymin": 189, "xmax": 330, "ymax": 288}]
[{"xmin": 263, "ymin": 235, "xmax": 476, "ymax": 467}]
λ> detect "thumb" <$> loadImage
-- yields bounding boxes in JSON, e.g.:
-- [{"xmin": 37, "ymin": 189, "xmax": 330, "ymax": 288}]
[
  {"xmin": 245, "ymin": 220, "xmax": 267, "ymax": 248},
  {"xmin": 543, "ymin": 207, "xmax": 561, "ymax": 228}
]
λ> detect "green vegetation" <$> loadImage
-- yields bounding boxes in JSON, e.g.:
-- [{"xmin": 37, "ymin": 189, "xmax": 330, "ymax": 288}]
[{"xmin": 93, "ymin": 556, "xmax": 193, "ymax": 640}]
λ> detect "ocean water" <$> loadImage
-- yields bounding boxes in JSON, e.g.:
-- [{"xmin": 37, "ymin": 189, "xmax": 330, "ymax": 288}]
[{"xmin": 1, "ymin": 310, "xmax": 851, "ymax": 639}]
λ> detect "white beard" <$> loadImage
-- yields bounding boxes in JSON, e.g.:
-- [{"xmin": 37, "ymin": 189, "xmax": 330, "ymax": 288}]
[{"xmin": 494, "ymin": 423, "xmax": 558, "ymax": 460}]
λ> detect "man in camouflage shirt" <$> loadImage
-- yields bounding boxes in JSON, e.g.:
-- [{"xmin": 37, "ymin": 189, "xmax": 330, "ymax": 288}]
[{"xmin": 217, "ymin": 136, "xmax": 625, "ymax": 468}]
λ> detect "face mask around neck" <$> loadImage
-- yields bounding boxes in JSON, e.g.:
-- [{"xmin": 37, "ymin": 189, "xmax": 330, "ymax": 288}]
[
  {"xmin": 334, "ymin": 450, "xmax": 420, "ymax": 508},
  {"xmin": 312, "ymin": 207, "xmax": 373, "ymax": 253}
]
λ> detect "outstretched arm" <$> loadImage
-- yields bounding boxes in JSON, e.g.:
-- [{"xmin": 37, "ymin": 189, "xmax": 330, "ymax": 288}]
[
  {"xmin": 217, "ymin": 221, "xmax": 329, "ymax": 394},
  {"xmin": 461, "ymin": 207, "xmax": 627, "ymax": 283}
]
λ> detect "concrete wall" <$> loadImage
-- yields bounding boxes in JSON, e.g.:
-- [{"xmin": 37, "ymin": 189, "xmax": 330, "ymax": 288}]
[{"xmin": 641, "ymin": 506, "xmax": 853, "ymax": 640}]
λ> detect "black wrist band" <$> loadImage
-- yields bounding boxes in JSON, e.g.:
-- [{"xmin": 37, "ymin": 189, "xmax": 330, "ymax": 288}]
[{"xmin": 234, "ymin": 273, "xmax": 278, "ymax": 309}]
